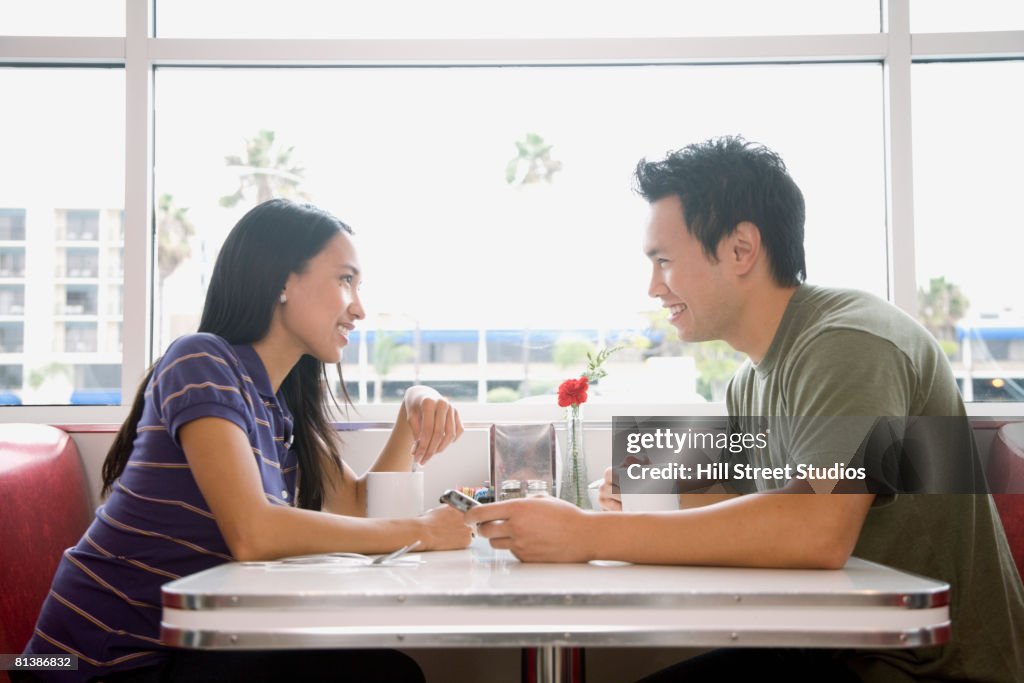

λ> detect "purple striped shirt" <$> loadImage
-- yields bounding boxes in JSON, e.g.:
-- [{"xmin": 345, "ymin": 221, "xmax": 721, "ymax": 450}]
[{"xmin": 24, "ymin": 333, "xmax": 298, "ymax": 682}]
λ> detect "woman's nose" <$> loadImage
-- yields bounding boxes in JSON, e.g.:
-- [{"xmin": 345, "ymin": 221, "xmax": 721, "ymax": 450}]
[{"xmin": 349, "ymin": 295, "xmax": 366, "ymax": 320}]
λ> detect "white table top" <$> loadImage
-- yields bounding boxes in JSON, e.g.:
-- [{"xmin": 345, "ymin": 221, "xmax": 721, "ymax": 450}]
[{"xmin": 162, "ymin": 539, "xmax": 950, "ymax": 650}]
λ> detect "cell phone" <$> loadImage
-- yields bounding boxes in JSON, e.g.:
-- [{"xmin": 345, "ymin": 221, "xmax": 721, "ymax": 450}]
[{"xmin": 439, "ymin": 488, "xmax": 480, "ymax": 512}]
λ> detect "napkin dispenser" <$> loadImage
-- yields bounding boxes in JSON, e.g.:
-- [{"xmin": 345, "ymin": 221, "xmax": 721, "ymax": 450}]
[{"xmin": 489, "ymin": 424, "xmax": 556, "ymax": 500}]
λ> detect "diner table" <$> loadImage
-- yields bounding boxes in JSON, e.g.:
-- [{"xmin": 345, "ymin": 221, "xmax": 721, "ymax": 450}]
[{"xmin": 161, "ymin": 539, "xmax": 950, "ymax": 683}]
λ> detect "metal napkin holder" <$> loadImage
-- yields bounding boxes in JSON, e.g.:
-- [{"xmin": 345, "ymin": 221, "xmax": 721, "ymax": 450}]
[{"xmin": 489, "ymin": 424, "xmax": 557, "ymax": 495}]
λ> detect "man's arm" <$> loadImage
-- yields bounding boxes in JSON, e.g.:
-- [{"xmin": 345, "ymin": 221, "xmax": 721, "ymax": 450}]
[{"xmin": 468, "ymin": 485, "xmax": 874, "ymax": 568}]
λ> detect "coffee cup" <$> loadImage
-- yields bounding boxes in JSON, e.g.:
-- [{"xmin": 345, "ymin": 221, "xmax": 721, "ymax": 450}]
[
  {"xmin": 366, "ymin": 471, "xmax": 425, "ymax": 519},
  {"xmin": 620, "ymin": 492, "xmax": 679, "ymax": 512}
]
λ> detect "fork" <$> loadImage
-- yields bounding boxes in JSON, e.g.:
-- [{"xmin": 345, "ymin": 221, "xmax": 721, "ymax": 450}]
[{"xmin": 372, "ymin": 539, "xmax": 422, "ymax": 565}]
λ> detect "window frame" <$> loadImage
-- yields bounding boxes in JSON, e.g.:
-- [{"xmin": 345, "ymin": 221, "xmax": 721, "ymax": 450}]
[{"xmin": 0, "ymin": 0, "xmax": 1022, "ymax": 423}]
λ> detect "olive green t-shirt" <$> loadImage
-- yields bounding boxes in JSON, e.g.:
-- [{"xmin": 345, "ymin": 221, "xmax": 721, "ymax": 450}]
[{"xmin": 727, "ymin": 284, "xmax": 1024, "ymax": 683}]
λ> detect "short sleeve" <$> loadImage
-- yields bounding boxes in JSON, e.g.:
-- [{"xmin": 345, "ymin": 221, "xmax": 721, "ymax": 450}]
[
  {"xmin": 776, "ymin": 330, "xmax": 916, "ymax": 496},
  {"xmin": 149, "ymin": 334, "xmax": 255, "ymax": 446}
]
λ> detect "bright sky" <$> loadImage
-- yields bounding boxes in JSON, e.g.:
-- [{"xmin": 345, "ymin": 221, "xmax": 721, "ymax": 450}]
[{"xmin": 149, "ymin": 63, "xmax": 890, "ymax": 336}]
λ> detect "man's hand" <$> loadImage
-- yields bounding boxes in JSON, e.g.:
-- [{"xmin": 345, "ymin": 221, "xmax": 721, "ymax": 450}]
[{"xmin": 465, "ymin": 497, "xmax": 596, "ymax": 563}]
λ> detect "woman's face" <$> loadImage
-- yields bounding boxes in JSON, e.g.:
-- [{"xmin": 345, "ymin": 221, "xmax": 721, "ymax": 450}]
[{"xmin": 279, "ymin": 232, "xmax": 365, "ymax": 364}]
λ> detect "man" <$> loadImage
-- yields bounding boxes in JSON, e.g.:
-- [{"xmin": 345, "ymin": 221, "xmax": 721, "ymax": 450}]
[{"xmin": 466, "ymin": 136, "xmax": 1024, "ymax": 681}]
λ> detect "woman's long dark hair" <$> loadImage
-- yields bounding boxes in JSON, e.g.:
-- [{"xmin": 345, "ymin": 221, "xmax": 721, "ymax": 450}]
[{"xmin": 101, "ymin": 199, "xmax": 352, "ymax": 510}]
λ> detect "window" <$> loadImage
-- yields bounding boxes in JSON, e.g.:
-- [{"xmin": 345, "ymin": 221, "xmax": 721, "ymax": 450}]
[
  {"xmin": 63, "ymin": 247, "xmax": 100, "ymax": 279},
  {"xmin": 0, "ymin": 68, "xmax": 123, "ymax": 406},
  {"xmin": 0, "ymin": 248, "xmax": 25, "ymax": 278},
  {"xmin": 157, "ymin": 0, "xmax": 879, "ymax": 39},
  {"xmin": 0, "ymin": 209, "xmax": 26, "ymax": 241},
  {"xmin": 63, "ymin": 210, "xmax": 101, "ymax": 241},
  {"xmin": 0, "ymin": 0, "xmax": 124, "ymax": 37},
  {"xmin": 155, "ymin": 64, "xmax": 884, "ymax": 404},
  {"xmin": 910, "ymin": 0, "xmax": 1024, "ymax": 32},
  {"xmin": 912, "ymin": 60, "xmax": 1024, "ymax": 402},
  {"xmin": 2, "ymin": 3, "xmax": 1022, "ymax": 411},
  {"xmin": 61, "ymin": 285, "xmax": 99, "ymax": 316},
  {"xmin": 0, "ymin": 322, "xmax": 24, "ymax": 354},
  {"xmin": 0, "ymin": 365, "xmax": 23, "ymax": 391},
  {"xmin": 0, "ymin": 286, "xmax": 25, "ymax": 316},
  {"xmin": 62, "ymin": 322, "xmax": 98, "ymax": 353}
]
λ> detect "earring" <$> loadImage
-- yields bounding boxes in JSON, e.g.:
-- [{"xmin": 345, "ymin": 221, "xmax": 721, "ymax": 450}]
[{"xmin": 279, "ymin": 292, "xmax": 287, "ymax": 304}]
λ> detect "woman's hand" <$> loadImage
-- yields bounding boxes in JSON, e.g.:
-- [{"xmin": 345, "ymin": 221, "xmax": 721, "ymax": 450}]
[
  {"xmin": 416, "ymin": 505, "xmax": 473, "ymax": 551},
  {"xmin": 403, "ymin": 386, "xmax": 464, "ymax": 466}
]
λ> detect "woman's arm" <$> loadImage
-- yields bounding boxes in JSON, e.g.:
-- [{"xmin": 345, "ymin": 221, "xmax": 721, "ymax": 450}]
[
  {"xmin": 322, "ymin": 386, "xmax": 464, "ymax": 515},
  {"xmin": 373, "ymin": 385, "xmax": 463, "ymax": 469},
  {"xmin": 180, "ymin": 416, "xmax": 470, "ymax": 561}
]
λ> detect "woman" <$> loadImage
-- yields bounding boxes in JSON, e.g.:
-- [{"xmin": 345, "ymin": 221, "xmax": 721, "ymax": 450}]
[{"xmin": 21, "ymin": 199, "xmax": 472, "ymax": 682}]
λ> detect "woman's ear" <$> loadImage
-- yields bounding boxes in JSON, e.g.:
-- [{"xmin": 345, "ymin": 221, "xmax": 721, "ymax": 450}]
[{"xmin": 728, "ymin": 221, "xmax": 761, "ymax": 276}]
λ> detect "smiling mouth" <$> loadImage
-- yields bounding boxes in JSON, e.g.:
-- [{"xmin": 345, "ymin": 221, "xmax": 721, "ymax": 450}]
[{"xmin": 668, "ymin": 304, "xmax": 687, "ymax": 318}]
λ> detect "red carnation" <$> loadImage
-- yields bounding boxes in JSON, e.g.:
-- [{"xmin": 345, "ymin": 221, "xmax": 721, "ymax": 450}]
[{"xmin": 557, "ymin": 376, "xmax": 589, "ymax": 407}]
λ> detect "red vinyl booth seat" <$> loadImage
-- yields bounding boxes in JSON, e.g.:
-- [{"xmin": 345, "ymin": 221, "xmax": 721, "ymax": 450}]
[
  {"xmin": 0, "ymin": 424, "xmax": 92, "ymax": 667},
  {"xmin": 989, "ymin": 422, "xmax": 1024, "ymax": 580}
]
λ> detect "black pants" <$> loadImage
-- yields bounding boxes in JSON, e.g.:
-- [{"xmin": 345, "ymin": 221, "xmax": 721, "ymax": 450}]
[
  {"xmin": 92, "ymin": 649, "xmax": 424, "ymax": 683},
  {"xmin": 637, "ymin": 648, "xmax": 861, "ymax": 683}
]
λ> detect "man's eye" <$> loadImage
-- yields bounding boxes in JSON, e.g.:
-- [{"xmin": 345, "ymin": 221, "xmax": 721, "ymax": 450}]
[
  {"xmin": 340, "ymin": 275, "xmax": 354, "ymax": 284},
  {"xmin": 657, "ymin": 259, "xmax": 670, "ymax": 268}
]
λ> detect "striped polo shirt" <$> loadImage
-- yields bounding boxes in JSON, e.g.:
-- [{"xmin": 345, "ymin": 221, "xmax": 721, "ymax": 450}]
[{"xmin": 24, "ymin": 333, "xmax": 298, "ymax": 682}]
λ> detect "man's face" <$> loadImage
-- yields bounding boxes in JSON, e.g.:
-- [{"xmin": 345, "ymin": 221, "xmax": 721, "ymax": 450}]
[{"xmin": 643, "ymin": 195, "xmax": 735, "ymax": 343}]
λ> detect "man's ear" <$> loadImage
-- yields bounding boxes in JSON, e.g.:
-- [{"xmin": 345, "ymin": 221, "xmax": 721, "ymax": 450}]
[{"xmin": 726, "ymin": 221, "xmax": 761, "ymax": 276}]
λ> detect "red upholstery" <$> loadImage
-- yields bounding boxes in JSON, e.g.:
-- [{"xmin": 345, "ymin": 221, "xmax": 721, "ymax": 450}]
[
  {"xmin": 0, "ymin": 424, "xmax": 92, "ymax": 664},
  {"xmin": 989, "ymin": 422, "xmax": 1024, "ymax": 580}
]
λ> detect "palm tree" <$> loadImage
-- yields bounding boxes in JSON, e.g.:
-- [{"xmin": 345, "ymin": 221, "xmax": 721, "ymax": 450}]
[
  {"xmin": 372, "ymin": 331, "xmax": 414, "ymax": 403},
  {"xmin": 505, "ymin": 133, "xmax": 563, "ymax": 185},
  {"xmin": 918, "ymin": 277, "xmax": 969, "ymax": 358},
  {"xmin": 156, "ymin": 193, "xmax": 194, "ymax": 283},
  {"xmin": 154, "ymin": 193, "xmax": 196, "ymax": 348},
  {"xmin": 220, "ymin": 129, "xmax": 310, "ymax": 207}
]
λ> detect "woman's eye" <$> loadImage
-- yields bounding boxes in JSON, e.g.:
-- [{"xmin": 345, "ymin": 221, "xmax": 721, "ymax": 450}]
[
  {"xmin": 657, "ymin": 259, "xmax": 670, "ymax": 268},
  {"xmin": 340, "ymin": 275, "xmax": 354, "ymax": 285}
]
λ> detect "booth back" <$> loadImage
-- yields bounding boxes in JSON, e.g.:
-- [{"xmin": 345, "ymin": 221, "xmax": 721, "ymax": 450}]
[
  {"xmin": 989, "ymin": 422, "xmax": 1024, "ymax": 580},
  {"xmin": 0, "ymin": 424, "xmax": 92, "ymax": 660}
]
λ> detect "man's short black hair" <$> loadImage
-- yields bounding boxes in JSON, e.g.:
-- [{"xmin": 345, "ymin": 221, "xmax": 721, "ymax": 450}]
[{"xmin": 634, "ymin": 135, "xmax": 806, "ymax": 287}]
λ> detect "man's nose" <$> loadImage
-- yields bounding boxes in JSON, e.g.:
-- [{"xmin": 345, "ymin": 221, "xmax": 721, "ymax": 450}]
[{"xmin": 648, "ymin": 267, "xmax": 667, "ymax": 299}]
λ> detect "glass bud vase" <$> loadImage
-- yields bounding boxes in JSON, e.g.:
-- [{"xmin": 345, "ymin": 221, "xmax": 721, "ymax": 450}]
[{"xmin": 559, "ymin": 403, "xmax": 592, "ymax": 509}]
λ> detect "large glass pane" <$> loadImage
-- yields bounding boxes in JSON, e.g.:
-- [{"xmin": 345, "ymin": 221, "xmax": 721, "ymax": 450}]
[
  {"xmin": 0, "ymin": 68, "xmax": 124, "ymax": 405},
  {"xmin": 912, "ymin": 60, "xmax": 1024, "ymax": 401},
  {"xmin": 911, "ymin": 0, "xmax": 1024, "ymax": 33},
  {"xmin": 155, "ymin": 64, "xmax": 884, "ymax": 404},
  {"xmin": 157, "ymin": 0, "xmax": 879, "ymax": 39},
  {"xmin": 0, "ymin": 0, "xmax": 125, "ymax": 36}
]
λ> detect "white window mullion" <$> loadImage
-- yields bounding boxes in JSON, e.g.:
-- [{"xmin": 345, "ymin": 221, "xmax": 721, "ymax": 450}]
[
  {"xmin": 120, "ymin": 0, "xmax": 154, "ymax": 407},
  {"xmin": 912, "ymin": 30, "xmax": 1024, "ymax": 60},
  {"xmin": 0, "ymin": 36, "xmax": 123, "ymax": 63},
  {"xmin": 882, "ymin": 0, "xmax": 917, "ymax": 316},
  {"xmin": 146, "ymin": 34, "xmax": 887, "ymax": 66}
]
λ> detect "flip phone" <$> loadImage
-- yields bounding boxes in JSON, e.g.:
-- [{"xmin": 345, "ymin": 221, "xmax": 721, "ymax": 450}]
[{"xmin": 439, "ymin": 488, "xmax": 480, "ymax": 512}]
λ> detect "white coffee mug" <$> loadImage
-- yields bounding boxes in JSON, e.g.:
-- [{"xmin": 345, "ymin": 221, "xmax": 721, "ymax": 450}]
[
  {"xmin": 366, "ymin": 471, "xmax": 425, "ymax": 519},
  {"xmin": 620, "ymin": 492, "xmax": 679, "ymax": 512}
]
